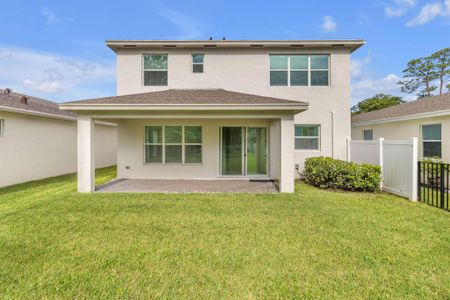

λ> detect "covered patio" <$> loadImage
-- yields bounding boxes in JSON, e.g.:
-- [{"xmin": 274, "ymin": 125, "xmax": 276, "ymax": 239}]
[
  {"xmin": 96, "ymin": 178, "xmax": 278, "ymax": 193},
  {"xmin": 60, "ymin": 89, "xmax": 308, "ymax": 193}
]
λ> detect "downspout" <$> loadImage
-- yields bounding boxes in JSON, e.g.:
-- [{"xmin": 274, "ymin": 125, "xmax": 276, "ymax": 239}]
[{"xmin": 331, "ymin": 110, "xmax": 335, "ymax": 158}]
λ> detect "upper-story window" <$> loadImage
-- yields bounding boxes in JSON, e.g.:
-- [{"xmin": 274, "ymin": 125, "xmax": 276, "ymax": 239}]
[
  {"xmin": 270, "ymin": 55, "xmax": 329, "ymax": 86},
  {"xmin": 192, "ymin": 54, "xmax": 204, "ymax": 73},
  {"xmin": 143, "ymin": 54, "xmax": 168, "ymax": 86}
]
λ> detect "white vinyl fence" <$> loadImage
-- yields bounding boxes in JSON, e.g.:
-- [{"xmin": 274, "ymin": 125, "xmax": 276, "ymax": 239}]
[{"xmin": 347, "ymin": 137, "xmax": 418, "ymax": 201}]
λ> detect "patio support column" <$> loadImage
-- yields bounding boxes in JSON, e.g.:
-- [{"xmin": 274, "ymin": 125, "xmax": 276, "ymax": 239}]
[
  {"xmin": 279, "ymin": 115, "xmax": 295, "ymax": 193},
  {"xmin": 77, "ymin": 115, "xmax": 95, "ymax": 193}
]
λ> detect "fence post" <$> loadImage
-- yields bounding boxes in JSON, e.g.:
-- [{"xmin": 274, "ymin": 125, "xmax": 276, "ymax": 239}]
[
  {"xmin": 417, "ymin": 161, "xmax": 421, "ymax": 201},
  {"xmin": 346, "ymin": 137, "xmax": 351, "ymax": 162},
  {"xmin": 440, "ymin": 164, "xmax": 445, "ymax": 208},
  {"xmin": 378, "ymin": 138, "xmax": 384, "ymax": 189},
  {"xmin": 410, "ymin": 137, "xmax": 418, "ymax": 202}
]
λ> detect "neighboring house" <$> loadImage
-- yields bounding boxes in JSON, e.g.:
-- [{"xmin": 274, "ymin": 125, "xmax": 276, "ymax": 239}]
[
  {"xmin": 351, "ymin": 93, "xmax": 450, "ymax": 162},
  {"xmin": 60, "ymin": 39, "xmax": 365, "ymax": 193},
  {"xmin": 0, "ymin": 89, "xmax": 117, "ymax": 188}
]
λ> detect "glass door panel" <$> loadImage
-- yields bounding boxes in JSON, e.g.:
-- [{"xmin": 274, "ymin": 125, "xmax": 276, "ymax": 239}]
[
  {"xmin": 221, "ymin": 127, "xmax": 244, "ymax": 175},
  {"xmin": 246, "ymin": 127, "xmax": 268, "ymax": 175}
]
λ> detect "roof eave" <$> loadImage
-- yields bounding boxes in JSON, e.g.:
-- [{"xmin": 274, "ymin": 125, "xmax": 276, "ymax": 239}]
[
  {"xmin": 105, "ymin": 39, "xmax": 366, "ymax": 53},
  {"xmin": 59, "ymin": 103, "xmax": 308, "ymax": 112},
  {"xmin": 352, "ymin": 109, "xmax": 450, "ymax": 126}
]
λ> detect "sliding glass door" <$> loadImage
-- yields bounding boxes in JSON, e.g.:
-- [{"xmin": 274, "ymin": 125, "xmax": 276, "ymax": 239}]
[
  {"xmin": 247, "ymin": 127, "xmax": 268, "ymax": 175},
  {"xmin": 221, "ymin": 127, "xmax": 244, "ymax": 175},
  {"xmin": 220, "ymin": 126, "xmax": 268, "ymax": 176}
]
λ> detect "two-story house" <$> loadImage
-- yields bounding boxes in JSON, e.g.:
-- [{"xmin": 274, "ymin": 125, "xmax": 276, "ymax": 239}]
[{"xmin": 60, "ymin": 39, "xmax": 365, "ymax": 193}]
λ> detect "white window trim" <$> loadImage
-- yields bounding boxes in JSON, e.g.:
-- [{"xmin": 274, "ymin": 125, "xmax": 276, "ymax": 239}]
[
  {"xmin": 144, "ymin": 125, "xmax": 202, "ymax": 164},
  {"xmin": 294, "ymin": 124, "xmax": 321, "ymax": 151},
  {"xmin": 363, "ymin": 129, "xmax": 374, "ymax": 141},
  {"xmin": 0, "ymin": 119, "xmax": 4, "ymax": 137},
  {"xmin": 269, "ymin": 55, "xmax": 330, "ymax": 87},
  {"xmin": 192, "ymin": 54, "xmax": 204, "ymax": 73},
  {"xmin": 421, "ymin": 123, "xmax": 442, "ymax": 158},
  {"xmin": 142, "ymin": 54, "xmax": 168, "ymax": 86}
]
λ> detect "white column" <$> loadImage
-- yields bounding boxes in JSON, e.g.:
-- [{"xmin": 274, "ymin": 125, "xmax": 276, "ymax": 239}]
[
  {"xmin": 279, "ymin": 115, "xmax": 295, "ymax": 193},
  {"xmin": 77, "ymin": 115, "xmax": 95, "ymax": 193}
]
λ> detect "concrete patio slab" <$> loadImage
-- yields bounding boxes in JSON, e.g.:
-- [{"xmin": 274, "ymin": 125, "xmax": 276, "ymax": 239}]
[{"xmin": 96, "ymin": 179, "xmax": 278, "ymax": 193}]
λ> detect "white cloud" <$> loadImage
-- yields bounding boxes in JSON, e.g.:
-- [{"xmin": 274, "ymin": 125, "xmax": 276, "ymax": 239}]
[
  {"xmin": 41, "ymin": 8, "xmax": 61, "ymax": 25},
  {"xmin": 352, "ymin": 74, "xmax": 404, "ymax": 104},
  {"xmin": 406, "ymin": 0, "xmax": 450, "ymax": 26},
  {"xmin": 350, "ymin": 51, "xmax": 405, "ymax": 104},
  {"xmin": 157, "ymin": 6, "xmax": 205, "ymax": 39},
  {"xmin": 321, "ymin": 16, "xmax": 337, "ymax": 32},
  {"xmin": 0, "ymin": 46, "xmax": 115, "ymax": 101},
  {"xmin": 351, "ymin": 53, "xmax": 371, "ymax": 78},
  {"xmin": 385, "ymin": 0, "xmax": 417, "ymax": 17}
]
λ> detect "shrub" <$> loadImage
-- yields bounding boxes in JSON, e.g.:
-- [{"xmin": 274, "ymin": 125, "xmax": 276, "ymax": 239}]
[{"xmin": 303, "ymin": 157, "xmax": 382, "ymax": 192}]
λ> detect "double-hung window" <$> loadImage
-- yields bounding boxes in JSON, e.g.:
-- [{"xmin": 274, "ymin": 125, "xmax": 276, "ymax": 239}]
[
  {"xmin": 192, "ymin": 54, "xmax": 204, "ymax": 73},
  {"xmin": 270, "ymin": 55, "xmax": 329, "ymax": 86},
  {"xmin": 0, "ymin": 119, "xmax": 4, "ymax": 137},
  {"xmin": 363, "ymin": 129, "xmax": 373, "ymax": 141},
  {"xmin": 144, "ymin": 126, "xmax": 202, "ymax": 164},
  {"xmin": 143, "ymin": 54, "xmax": 168, "ymax": 86},
  {"xmin": 422, "ymin": 124, "xmax": 441, "ymax": 158},
  {"xmin": 295, "ymin": 125, "xmax": 320, "ymax": 150}
]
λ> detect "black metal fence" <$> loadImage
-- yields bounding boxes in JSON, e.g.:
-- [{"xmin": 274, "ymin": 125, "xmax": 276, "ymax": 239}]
[{"xmin": 418, "ymin": 161, "xmax": 449, "ymax": 211}]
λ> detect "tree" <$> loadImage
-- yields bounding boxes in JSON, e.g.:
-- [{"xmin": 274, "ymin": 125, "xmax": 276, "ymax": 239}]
[
  {"xmin": 430, "ymin": 48, "xmax": 450, "ymax": 95},
  {"xmin": 351, "ymin": 94, "xmax": 405, "ymax": 115},
  {"xmin": 397, "ymin": 57, "xmax": 438, "ymax": 98}
]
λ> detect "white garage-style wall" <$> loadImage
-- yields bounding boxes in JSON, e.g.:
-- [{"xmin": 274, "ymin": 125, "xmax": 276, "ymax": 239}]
[
  {"xmin": 0, "ymin": 111, "xmax": 117, "ymax": 188},
  {"xmin": 352, "ymin": 115, "xmax": 450, "ymax": 162}
]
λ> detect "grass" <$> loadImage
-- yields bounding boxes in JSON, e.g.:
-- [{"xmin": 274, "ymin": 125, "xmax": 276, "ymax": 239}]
[{"xmin": 0, "ymin": 167, "xmax": 449, "ymax": 299}]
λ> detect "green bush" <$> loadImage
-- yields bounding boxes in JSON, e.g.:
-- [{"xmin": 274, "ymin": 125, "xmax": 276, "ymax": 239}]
[{"xmin": 304, "ymin": 157, "xmax": 382, "ymax": 192}]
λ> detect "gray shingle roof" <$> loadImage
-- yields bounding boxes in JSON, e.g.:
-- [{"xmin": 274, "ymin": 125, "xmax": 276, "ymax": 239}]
[
  {"xmin": 62, "ymin": 89, "xmax": 308, "ymax": 106},
  {"xmin": 352, "ymin": 93, "xmax": 450, "ymax": 124},
  {"xmin": 0, "ymin": 89, "xmax": 76, "ymax": 119}
]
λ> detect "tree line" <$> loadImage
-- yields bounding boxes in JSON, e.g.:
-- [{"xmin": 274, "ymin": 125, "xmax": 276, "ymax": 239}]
[{"xmin": 352, "ymin": 48, "xmax": 449, "ymax": 115}]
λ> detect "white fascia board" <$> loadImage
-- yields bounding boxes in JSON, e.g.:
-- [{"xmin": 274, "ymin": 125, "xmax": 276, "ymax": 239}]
[
  {"xmin": 59, "ymin": 104, "xmax": 308, "ymax": 111},
  {"xmin": 352, "ymin": 110, "xmax": 450, "ymax": 127},
  {"xmin": 0, "ymin": 106, "xmax": 117, "ymax": 127},
  {"xmin": 0, "ymin": 106, "xmax": 76, "ymax": 121}
]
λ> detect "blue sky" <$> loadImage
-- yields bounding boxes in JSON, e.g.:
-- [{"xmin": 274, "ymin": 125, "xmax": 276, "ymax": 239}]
[{"xmin": 0, "ymin": 0, "xmax": 449, "ymax": 104}]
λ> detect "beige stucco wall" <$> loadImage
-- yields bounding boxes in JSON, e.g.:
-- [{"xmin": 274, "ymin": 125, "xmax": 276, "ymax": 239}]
[
  {"xmin": 0, "ymin": 111, "xmax": 117, "ymax": 188},
  {"xmin": 116, "ymin": 118, "xmax": 287, "ymax": 180},
  {"xmin": 351, "ymin": 115, "xmax": 450, "ymax": 162},
  {"xmin": 115, "ymin": 47, "xmax": 352, "ymax": 172}
]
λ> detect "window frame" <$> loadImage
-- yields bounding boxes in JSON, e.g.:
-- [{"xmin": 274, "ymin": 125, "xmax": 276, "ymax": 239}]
[
  {"xmin": 144, "ymin": 125, "xmax": 203, "ymax": 165},
  {"xmin": 269, "ymin": 54, "xmax": 330, "ymax": 87},
  {"xmin": 363, "ymin": 129, "xmax": 374, "ymax": 141},
  {"xmin": 142, "ymin": 54, "xmax": 168, "ymax": 86},
  {"xmin": 192, "ymin": 54, "xmax": 204, "ymax": 73},
  {"xmin": 294, "ymin": 124, "xmax": 321, "ymax": 151},
  {"xmin": 0, "ymin": 119, "xmax": 4, "ymax": 137},
  {"xmin": 421, "ymin": 123, "xmax": 442, "ymax": 159}
]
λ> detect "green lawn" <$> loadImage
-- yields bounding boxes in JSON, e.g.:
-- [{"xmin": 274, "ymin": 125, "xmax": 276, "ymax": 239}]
[{"xmin": 0, "ymin": 167, "xmax": 449, "ymax": 299}]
